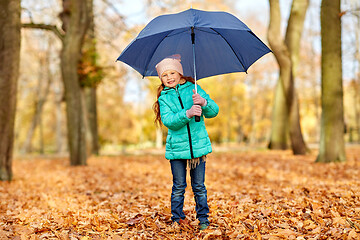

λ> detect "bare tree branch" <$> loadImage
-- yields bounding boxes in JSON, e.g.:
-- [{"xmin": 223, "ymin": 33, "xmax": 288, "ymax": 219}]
[
  {"xmin": 100, "ymin": 0, "xmax": 125, "ymax": 22},
  {"xmin": 21, "ymin": 7, "xmax": 34, "ymax": 22},
  {"xmin": 22, "ymin": 23, "xmax": 65, "ymax": 41}
]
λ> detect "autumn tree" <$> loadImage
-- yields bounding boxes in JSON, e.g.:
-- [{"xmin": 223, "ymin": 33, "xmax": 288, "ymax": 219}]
[
  {"xmin": 79, "ymin": 0, "xmax": 101, "ymax": 155},
  {"xmin": 316, "ymin": 0, "xmax": 346, "ymax": 162},
  {"xmin": 267, "ymin": 0, "xmax": 308, "ymax": 154},
  {"xmin": 21, "ymin": 40, "xmax": 53, "ymax": 154},
  {"xmin": 23, "ymin": 0, "xmax": 90, "ymax": 165},
  {"xmin": 0, "ymin": 0, "xmax": 21, "ymax": 181},
  {"xmin": 59, "ymin": 0, "xmax": 90, "ymax": 165}
]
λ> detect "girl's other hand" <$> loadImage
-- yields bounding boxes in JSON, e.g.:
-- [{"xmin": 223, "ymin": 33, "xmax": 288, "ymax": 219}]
[
  {"xmin": 192, "ymin": 89, "xmax": 206, "ymax": 106},
  {"xmin": 186, "ymin": 105, "xmax": 202, "ymax": 118}
]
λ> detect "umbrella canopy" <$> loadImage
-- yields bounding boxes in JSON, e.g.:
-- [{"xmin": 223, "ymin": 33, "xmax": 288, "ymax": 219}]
[{"xmin": 117, "ymin": 8, "xmax": 271, "ymax": 80}]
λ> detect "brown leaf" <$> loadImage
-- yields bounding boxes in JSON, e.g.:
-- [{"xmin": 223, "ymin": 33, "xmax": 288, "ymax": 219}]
[
  {"xmin": 273, "ymin": 228, "xmax": 297, "ymax": 238},
  {"xmin": 348, "ymin": 229, "xmax": 359, "ymax": 239},
  {"xmin": 203, "ymin": 229, "xmax": 222, "ymax": 240},
  {"xmin": 125, "ymin": 214, "xmax": 144, "ymax": 226}
]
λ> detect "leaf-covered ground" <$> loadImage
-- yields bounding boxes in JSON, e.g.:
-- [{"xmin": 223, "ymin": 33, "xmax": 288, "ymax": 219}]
[{"xmin": 1, "ymin": 146, "xmax": 360, "ymax": 239}]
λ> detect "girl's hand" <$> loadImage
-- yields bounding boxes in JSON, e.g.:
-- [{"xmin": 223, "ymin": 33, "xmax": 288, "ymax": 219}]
[
  {"xmin": 186, "ymin": 105, "xmax": 202, "ymax": 118},
  {"xmin": 192, "ymin": 89, "xmax": 207, "ymax": 106}
]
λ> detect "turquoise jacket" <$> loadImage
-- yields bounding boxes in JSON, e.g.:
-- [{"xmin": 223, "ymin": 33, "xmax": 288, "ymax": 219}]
[{"xmin": 159, "ymin": 81, "xmax": 219, "ymax": 160}]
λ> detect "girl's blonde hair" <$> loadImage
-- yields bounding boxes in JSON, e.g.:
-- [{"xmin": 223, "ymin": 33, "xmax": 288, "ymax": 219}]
[{"xmin": 153, "ymin": 75, "xmax": 195, "ymax": 127}]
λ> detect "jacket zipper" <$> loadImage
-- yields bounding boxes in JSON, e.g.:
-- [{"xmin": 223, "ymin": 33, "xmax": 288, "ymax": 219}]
[{"xmin": 175, "ymin": 87, "xmax": 195, "ymax": 159}]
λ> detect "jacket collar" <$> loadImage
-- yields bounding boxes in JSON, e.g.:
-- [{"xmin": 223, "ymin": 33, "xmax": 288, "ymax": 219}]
[{"xmin": 161, "ymin": 81, "xmax": 191, "ymax": 95}]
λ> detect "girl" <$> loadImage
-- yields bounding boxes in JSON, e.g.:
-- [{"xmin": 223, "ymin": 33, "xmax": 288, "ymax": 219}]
[{"xmin": 153, "ymin": 54, "xmax": 219, "ymax": 230}]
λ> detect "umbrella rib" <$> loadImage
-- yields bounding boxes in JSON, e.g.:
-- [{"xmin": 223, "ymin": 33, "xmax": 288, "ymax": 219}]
[
  {"xmin": 167, "ymin": 29, "xmax": 189, "ymax": 37},
  {"xmin": 210, "ymin": 28, "xmax": 248, "ymax": 74},
  {"xmin": 142, "ymin": 32, "xmax": 173, "ymax": 78},
  {"xmin": 196, "ymin": 28, "xmax": 218, "ymax": 35}
]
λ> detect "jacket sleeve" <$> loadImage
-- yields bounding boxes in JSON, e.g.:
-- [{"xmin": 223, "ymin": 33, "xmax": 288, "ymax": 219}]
[
  {"xmin": 197, "ymin": 85, "xmax": 219, "ymax": 119},
  {"xmin": 159, "ymin": 97, "xmax": 191, "ymax": 131}
]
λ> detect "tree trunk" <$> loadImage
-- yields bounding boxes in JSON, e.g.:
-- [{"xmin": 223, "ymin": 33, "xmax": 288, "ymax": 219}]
[
  {"xmin": 289, "ymin": 93, "xmax": 307, "ymax": 154},
  {"xmin": 236, "ymin": 124, "xmax": 244, "ymax": 143},
  {"xmin": 22, "ymin": 52, "xmax": 52, "ymax": 153},
  {"xmin": 0, "ymin": 0, "xmax": 21, "ymax": 181},
  {"xmin": 267, "ymin": 0, "xmax": 309, "ymax": 154},
  {"xmin": 285, "ymin": 0, "xmax": 309, "ymax": 154},
  {"xmin": 85, "ymin": 87, "xmax": 99, "ymax": 154},
  {"xmin": 54, "ymin": 84, "xmax": 66, "ymax": 154},
  {"xmin": 267, "ymin": 0, "xmax": 291, "ymax": 150},
  {"xmin": 60, "ymin": 0, "xmax": 89, "ymax": 165},
  {"xmin": 268, "ymin": 79, "xmax": 289, "ymax": 149},
  {"xmin": 81, "ymin": 0, "xmax": 100, "ymax": 155},
  {"xmin": 39, "ymin": 110, "xmax": 44, "ymax": 154},
  {"xmin": 316, "ymin": 0, "xmax": 346, "ymax": 163}
]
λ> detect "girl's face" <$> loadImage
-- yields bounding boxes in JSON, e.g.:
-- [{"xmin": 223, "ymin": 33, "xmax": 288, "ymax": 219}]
[{"xmin": 160, "ymin": 70, "xmax": 182, "ymax": 88}]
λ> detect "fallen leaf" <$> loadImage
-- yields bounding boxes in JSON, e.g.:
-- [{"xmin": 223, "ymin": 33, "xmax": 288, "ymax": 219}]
[
  {"xmin": 1, "ymin": 148, "xmax": 360, "ymax": 239},
  {"xmin": 125, "ymin": 214, "xmax": 144, "ymax": 226}
]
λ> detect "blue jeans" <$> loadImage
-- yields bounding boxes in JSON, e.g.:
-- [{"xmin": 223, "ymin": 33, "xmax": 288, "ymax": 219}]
[{"xmin": 170, "ymin": 158, "xmax": 209, "ymax": 225}]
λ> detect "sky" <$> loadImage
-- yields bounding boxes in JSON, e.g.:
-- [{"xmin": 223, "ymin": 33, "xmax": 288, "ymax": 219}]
[{"xmin": 119, "ymin": 0, "xmax": 273, "ymax": 27}]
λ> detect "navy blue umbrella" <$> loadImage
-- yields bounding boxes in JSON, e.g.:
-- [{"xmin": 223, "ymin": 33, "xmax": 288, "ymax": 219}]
[
  {"xmin": 117, "ymin": 9, "xmax": 271, "ymax": 79},
  {"xmin": 117, "ymin": 8, "xmax": 271, "ymax": 91}
]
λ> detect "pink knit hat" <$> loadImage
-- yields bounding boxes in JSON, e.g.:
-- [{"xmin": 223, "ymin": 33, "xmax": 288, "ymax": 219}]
[{"xmin": 155, "ymin": 54, "xmax": 184, "ymax": 77}]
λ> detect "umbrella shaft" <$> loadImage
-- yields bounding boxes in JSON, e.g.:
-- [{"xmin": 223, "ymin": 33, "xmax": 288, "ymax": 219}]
[
  {"xmin": 191, "ymin": 27, "xmax": 197, "ymax": 94},
  {"xmin": 192, "ymin": 43, "xmax": 197, "ymax": 93}
]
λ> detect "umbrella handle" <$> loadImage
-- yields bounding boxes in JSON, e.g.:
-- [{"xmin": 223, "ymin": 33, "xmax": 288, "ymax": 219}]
[{"xmin": 195, "ymin": 102, "xmax": 200, "ymax": 122}]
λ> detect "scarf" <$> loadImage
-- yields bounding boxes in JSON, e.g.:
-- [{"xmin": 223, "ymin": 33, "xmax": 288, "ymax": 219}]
[{"xmin": 188, "ymin": 155, "xmax": 207, "ymax": 170}]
